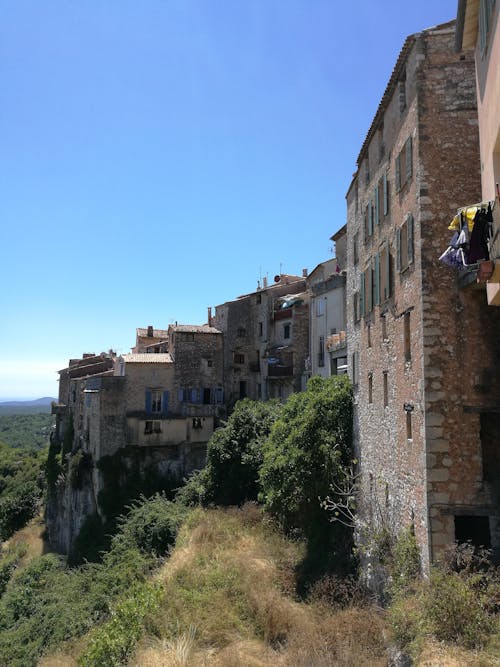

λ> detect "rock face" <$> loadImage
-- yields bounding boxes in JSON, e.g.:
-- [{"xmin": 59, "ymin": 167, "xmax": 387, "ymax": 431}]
[{"xmin": 45, "ymin": 443, "xmax": 203, "ymax": 555}]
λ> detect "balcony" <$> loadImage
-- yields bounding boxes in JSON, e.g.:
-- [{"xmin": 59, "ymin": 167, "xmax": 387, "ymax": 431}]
[
  {"xmin": 268, "ymin": 365, "xmax": 293, "ymax": 378},
  {"xmin": 273, "ymin": 307, "xmax": 292, "ymax": 322}
]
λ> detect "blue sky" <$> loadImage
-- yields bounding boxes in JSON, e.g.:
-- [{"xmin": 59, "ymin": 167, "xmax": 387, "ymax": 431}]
[{"xmin": 0, "ymin": 0, "xmax": 458, "ymax": 400}]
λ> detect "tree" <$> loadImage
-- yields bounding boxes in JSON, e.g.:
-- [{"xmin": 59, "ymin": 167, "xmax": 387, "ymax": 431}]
[
  {"xmin": 259, "ymin": 376, "xmax": 354, "ymax": 581},
  {"xmin": 179, "ymin": 398, "xmax": 283, "ymax": 506}
]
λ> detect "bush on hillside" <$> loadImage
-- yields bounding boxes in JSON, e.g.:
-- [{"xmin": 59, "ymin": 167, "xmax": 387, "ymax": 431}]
[
  {"xmin": 178, "ymin": 398, "xmax": 283, "ymax": 507},
  {"xmin": 258, "ymin": 375, "xmax": 354, "ymax": 584}
]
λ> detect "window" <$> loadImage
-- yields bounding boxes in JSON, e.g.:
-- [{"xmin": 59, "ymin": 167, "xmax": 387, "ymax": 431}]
[
  {"xmin": 318, "ymin": 336, "xmax": 325, "ymax": 367},
  {"xmin": 378, "ymin": 241, "xmax": 392, "ymax": 301},
  {"xmin": 257, "ymin": 383, "xmax": 262, "ymax": 399},
  {"xmin": 151, "ymin": 390, "xmax": 162, "ymax": 413},
  {"xmin": 367, "ymin": 323, "xmax": 371, "ymax": 348},
  {"xmin": 382, "ymin": 171, "xmax": 389, "ymax": 216},
  {"xmin": 373, "ymin": 183, "xmax": 380, "ymax": 226},
  {"xmin": 360, "ymin": 263, "xmax": 373, "ymax": 316},
  {"xmin": 395, "ymin": 136, "xmax": 412, "ymax": 191},
  {"xmin": 234, "ymin": 353, "xmax": 245, "ymax": 364},
  {"xmin": 368, "ymin": 373, "xmax": 373, "ymax": 403},
  {"xmin": 406, "ymin": 410, "xmax": 412, "ymax": 440},
  {"xmin": 258, "ymin": 321, "xmax": 263, "ymax": 337},
  {"xmin": 396, "ymin": 214, "xmax": 414, "ymax": 272},
  {"xmin": 237, "ymin": 327, "xmax": 246, "ymax": 337},
  {"xmin": 192, "ymin": 417, "xmax": 202, "ymax": 429},
  {"xmin": 207, "ymin": 359, "xmax": 213, "ymax": 367},
  {"xmin": 146, "ymin": 389, "xmax": 168, "ymax": 415},
  {"xmin": 283, "ymin": 323, "xmax": 291, "ymax": 339},
  {"xmin": 381, "ymin": 313, "xmax": 388, "ymax": 341},
  {"xmin": 455, "ymin": 515, "xmax": 491, "ymax": 549},
  {"xmin": 404, "ymin": 311, "xmax": 411, "ymax": 362},
  {"xmin": 479, "ymin": 0, "xmax": 495, "ymax": 56},
  {"xmin": 144, "ymin": 420, "xmax": 161, "ymax": 435},
  {"xmin": 239, "ymin": 381, "xmax": 247, "ymax": 399},
  {"xmin": 383, "ymin": 372, "xmax": 389, "ymax": 407},
  {"xmin": 353, "ymin": 292, "xmax": 360, "ymax": 323},
  {"xmin": 203, "ymin": 388, "xmax": 211, "ymax": 404},
  {"xmin": 316, "ymin": 298, "xmax": 325, "ymax": 316},
  {"xmin": 364, "ymin": 202, "xmax": 373, "ymax": 241},
  {"xmin": 256, "ymin": 293, "xmax": 262, "ymax": 304},
  {"xmin": 351, "ymin": 351, "xmax": 359, "ymax": 385}
]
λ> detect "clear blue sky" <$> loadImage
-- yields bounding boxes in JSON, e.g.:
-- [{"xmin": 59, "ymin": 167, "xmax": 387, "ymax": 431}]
[{"xmin": 0, "ymin": 0, "xmax": 458, "ymax": 400}]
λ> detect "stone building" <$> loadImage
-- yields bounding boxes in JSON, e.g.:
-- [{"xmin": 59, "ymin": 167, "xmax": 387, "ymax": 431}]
[
  {"xmin": 346, "ymin": 20, "xmax": 500, "ymax": 575},
  {"xmin": 213, "ymin": 273, "xmax": 309, "ymax": 405}
]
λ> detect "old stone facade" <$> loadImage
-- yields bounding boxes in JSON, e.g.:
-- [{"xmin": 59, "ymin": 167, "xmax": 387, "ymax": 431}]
[
  {"xmin": 213, "ymin": 274, "xmax": 309, "ymax": 405},
  {"xmin": 346, "ymin": 20, "xmax": 500, "ymax": 574}
]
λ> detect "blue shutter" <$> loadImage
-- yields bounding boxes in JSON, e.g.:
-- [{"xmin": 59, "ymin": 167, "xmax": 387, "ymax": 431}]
[
  {"xmin": 191, "ymin": 388, "xmax": 198, "ymax": 403},
  {"xmin": 162, "ymin": 391, "xmax": 169, "ymax": 416},
  {"xmin": 374, "ymin": 254, "xmax": 380, "ymax": 306},
  {"xmin": 178, "ymin": 388, "xmax": 184, "ymax": 403},
  {"xmin": 145, "ymin": 390, "xmax": 152, "ymax": 415}
]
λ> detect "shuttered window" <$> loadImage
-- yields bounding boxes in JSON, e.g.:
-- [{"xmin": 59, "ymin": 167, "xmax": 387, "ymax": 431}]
[
  {"xmin": 395, "ymin": 136, "xmax": 412, "ymax": 192},
  {"xmin": 396, "ymin": 214, "xmax": 414, "ymax": 272}
]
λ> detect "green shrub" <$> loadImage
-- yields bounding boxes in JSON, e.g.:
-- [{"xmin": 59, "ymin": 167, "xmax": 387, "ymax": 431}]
[
  {"xmin": 0, "ymin": 543, "xmax": 27, "ymax": 596},
  {"xmin": 69, "ymin": 450, "xmax": 93, "ymax": 490},
  {"xmin": 179, "ymin": 398, "xmax": 283, "ymax": 507},
  {"xmin": 387, "ymin": 526, "xmax": 421, "ymax": 597},
  {"xmin": 79, "ymin": 583, "xmax": 161, "ymax": 667},
  {"xmin": 69, "ymin": 513, "xmax": 108, "ymax": 566},
  {"xmin": 0, "ymin": 481, "xmax": 40, "ymax": 541}
]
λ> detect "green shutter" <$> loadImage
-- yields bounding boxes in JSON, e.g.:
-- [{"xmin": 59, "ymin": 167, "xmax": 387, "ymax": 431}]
[
  {"xmin": 383, "ymin": 171, "xmax": 389, "ymax": 215},
  {"xmin": 374, "ymin": 254, "xmax": 380, "ymax": 306},
  {"xmin": 360, "ymin": 272, "xmax": 365, "ymax": 317},
  {"xmin": 366, "ymin": 267, "xmax": 373, "ymax": 312},
  {"xmin": 405, "ymin": 136, "xmax": 412, "ymax": 180},
  {"xmin": 407, "ymin": 214, "xmax": 414, "ymax": 264},
  {"xmin": 395, "ymin": 154, "xmax": 401, "ymax": 192},
  {"xmin": 385, "ymin": 241, "xmax": 391, "ymax": 299},
  {"xmin": 374, "ymin": 185, "xmax": 380, "ymax": 225},
  {"xmin": 396, "ymin": 227, "xmax": 401, "ymax": 272},
  {"xmin": 368, "ymin": 201, "xmax": 373, "ymax": 236}
]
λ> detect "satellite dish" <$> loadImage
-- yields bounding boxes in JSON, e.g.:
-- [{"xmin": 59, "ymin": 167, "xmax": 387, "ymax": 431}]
[{"xmin": 274, "ymin": 275, "xmax": 280, "ymax": 283}]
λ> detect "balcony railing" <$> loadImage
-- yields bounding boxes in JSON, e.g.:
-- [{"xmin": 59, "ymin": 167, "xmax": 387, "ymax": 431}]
[{"xmin": 268, "ymin": 365, "xmax": 293, "ymax": 378}]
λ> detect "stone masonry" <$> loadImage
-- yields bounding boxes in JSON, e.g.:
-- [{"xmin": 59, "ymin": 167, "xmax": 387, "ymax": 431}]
[{"xmin": 346, "ymin": 20, "xmax": 500, "ymax": 575}]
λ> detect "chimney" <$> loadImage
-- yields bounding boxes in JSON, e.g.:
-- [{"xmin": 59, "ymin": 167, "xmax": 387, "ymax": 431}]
[
  {"xmin": 302, "ymin": 268, "xmax": 308, "ymax": 277},
  {"xmin": 263, "ymin": 276, "xmax": 268, "ymax": 288},
  {"xmin": 207, "ymin": 306, "xmax": 212, "ymax": 326},
  {"xmin": 147, "ymin": 325, "xmax": 154, "ymax": 337}
]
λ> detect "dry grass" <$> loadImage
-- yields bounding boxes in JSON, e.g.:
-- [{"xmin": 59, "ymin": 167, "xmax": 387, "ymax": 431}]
[
  {"xmin": 131, "ymin": 505, "xmax": 388, "ymax": 667},
  {"xmin": 2, "ymin": 512, "xmax": 49, "ymax": 563},
  {"xmin": 416, "ymin": 639, "xmax": 500, "ymax": 667}
]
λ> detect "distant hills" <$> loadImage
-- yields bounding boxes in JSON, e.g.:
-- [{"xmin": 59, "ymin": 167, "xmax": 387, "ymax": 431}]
[{"xmin": 0, "ymin": 397, "xmax": 56, "ymax": 415}]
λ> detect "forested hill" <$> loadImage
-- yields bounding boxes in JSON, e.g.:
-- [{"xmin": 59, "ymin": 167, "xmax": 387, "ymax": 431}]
[
  {"xmin": 0, "ymin": 397, "xmax": 55, "ymax": 416},
  {"xmin": 0, "ymin": 413, "xmax": 54, "ymax": 450}
]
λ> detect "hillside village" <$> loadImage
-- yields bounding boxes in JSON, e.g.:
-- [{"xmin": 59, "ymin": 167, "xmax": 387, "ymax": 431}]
[{"xmin": 50, "ymin": 8, "xmax": 500, "ymax": 575}]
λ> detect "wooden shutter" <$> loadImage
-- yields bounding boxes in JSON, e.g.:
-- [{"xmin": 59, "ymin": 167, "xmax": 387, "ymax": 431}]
[
  {"xmin": 368, "ymin": 201, "xmax": 373, "ymax": 236},
  {"xmin": 395, "ymin": 154, "xmax": 401, "ymax": 192},
  {"xmin": 405, "ymin": 136, "xmax": 412, "ymax": 180},
  {"xmin": 374, "ymin": 254, "xmax": 380, "ymax": 306},
  {"xmin": 407, "ymin": 214, "xmax": 414, "ymax": 265},
  {"xmin": 374, "ymin": 185, "xmax": 380, "ymax": 225},
  {"xmin": 396, "ymin": 227, "xmax": 401, "ymax": 272},
  {"xmin": 383, "ymin": 171, "xmax": 389, "ymax": 215},
  {"xmin": 360, "ymin": 272, "xmax": 365, "ymax": 317},
  {"xmin": 385, "ymin": 241, "xmax": 391, "ymax": 299}
]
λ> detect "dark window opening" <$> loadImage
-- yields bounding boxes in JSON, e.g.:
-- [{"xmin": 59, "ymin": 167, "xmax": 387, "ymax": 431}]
[
  {"xmin": 454, "ymin": 515, "xmax": 491, "ymax": 550},
  {"xmin": 239, "ymin": 380, "xmax": 247, "ymax": 399},
  {"xmin": 406, "ymin": 411, "xmax": 412, "ymax": 440},
  {"xmin": 203, "ymin": 388, "xmax": 211, "ymax": 405},
  {"xmin": 192, "ymin": 417, "xmax": 202, "ymax": 429},
  {"xmin": 368, "ymin": 374, "xmax": 373, "ymax": 403},
  {"xmin": 383, "ymin": 372, "xmax": 389, "ymax": 407},
  {"xmin": 404, "ymin": 311, "xmax": 411, "ymax": 362}
]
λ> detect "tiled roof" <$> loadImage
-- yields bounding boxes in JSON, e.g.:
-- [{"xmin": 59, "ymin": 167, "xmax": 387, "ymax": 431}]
[
  {"xmin": 170, "ymin": 324, "xmax": 221, "ymax": 334},
  {"xmin": 136, "ymin": 328, "xmax": 169, "ymax": 338},
  {"xmin": 122, "ymin": 353, "xmax": 173, "ymax": 363}
]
